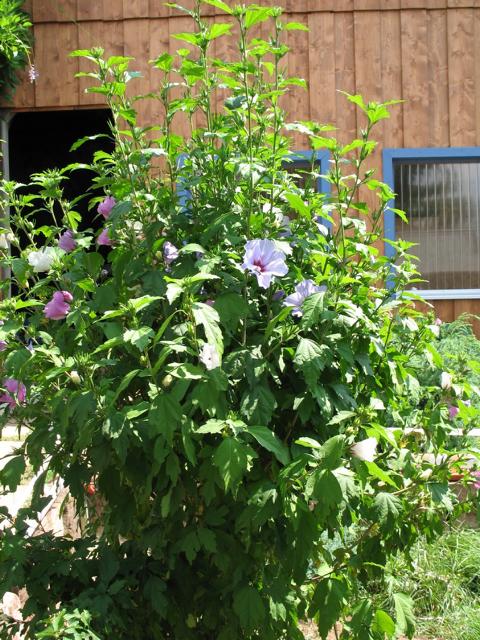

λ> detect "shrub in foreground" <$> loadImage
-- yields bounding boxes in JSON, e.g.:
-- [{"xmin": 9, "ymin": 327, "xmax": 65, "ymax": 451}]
[{"xmin": 0, "ymin": 2, "xmax": 478, "ymax": 638}]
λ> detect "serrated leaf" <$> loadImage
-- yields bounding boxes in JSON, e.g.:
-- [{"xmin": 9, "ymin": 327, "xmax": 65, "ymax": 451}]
[
  {"xmin": 149, "ymin": 393, "xmax": 183, "ymax": 445},
  {"xmin": 233, "ymin": 586, "xmax": 265, "ymax": 631},
  {"xmin": 309, "ymin": 577, "xmax": 346, "ymax": 638},
  {"xmin": 373, "ymin": 609, "xmax": 396, "ymax": 636},
  {"xmin": 364, "ymin": 461, "xmax": 398, "ymax": 488},
  {"xmin": 123, "ymin": 327, "xmax": 154, "ymax": 351},
  {"xmin": 393, "ymin": 592, "xmax": 415, "ymax": 636},
  {"xmin": 316, "ymin": 435, "xmax": 345, "ymax": 470},
  {"xmin": 328, "ymin": 410, "xmax": 356, "ymax": 426},
  {"xmin": 241, "ymin": 385, "xmax": 277, "ymax": 425},
  {"xmin": 373, "ymin": 492, "xmax": 402, "ymax": 526},
  {"xmin": 0, "ymin": 456, "xmax": 25, "ymax": 491},
  {"xmin": 196, "ymin": 419, "xmax": 226, "ymax": 434},
  {"xmin": 207, "ymin": 23, "xmax": 232, "ymax": 40},
  {"xmin": 192, "ymin": 302, "xmax": 223, "ymax": 355},
  {"xmin": 203, "ymin": 0, "xmax": 233, "ymax": 14},
  {"xmin": 246, "ymin": 425, "xmax": 290, "ymax": 465},
  {"xmin": 213, "ymin": 437, "xmax": 254, "ymax": 492},
  {"xmin": 283, "ymin": 21, "xmax": 309, "ymax": 31}
]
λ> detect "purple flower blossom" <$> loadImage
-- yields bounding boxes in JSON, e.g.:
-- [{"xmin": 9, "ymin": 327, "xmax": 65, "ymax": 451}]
[
  {"xmin": 241, "ymin": 239, "xmax": 288, "ymax": 289},
  {"xmin": 164, "ymin": 241, "xmax": 179, "ymax": 266},
  {"xmin": 283, "ymin": 279, "xmax": 326, "ymax": 317},
  {"xmin": 58, "ymin": 230, "xmax": 76, "ymax": 252},
  {"xmin": 448, "ymin": 405, "xmax": 459, "ymax": 420},
  {"xmin": 98, "ymin": 196, "xmax": 116, "ymax": 219},
  {"xmin": 435, "ymin": 318, "xmax": 442, "ymax": 326},
  {"xmin": 0, "ymin": 378, "xmax": 26, "ymax": 409},
  {"xmin": 97, "ymin": 228, "xmax": 113, "ymax": 246},
  {"xmin": 28, "ymin": 64, "xmax": 38, "ymax": 83},
  {"xmin": 472, "ymin": 470, "xmax": 480, "ymax": 490},
  {"xmin": 205, "ymin": 299, "xmax": 215, "ymax": 307},
  {"xmin": 272, "ymin": 290, "xmax": 285, "ymax": 302},
  {"xmin": 0, "ymin": 340, "xmax": 7, "ymax": 351},
  {"xmin": 43, "ymin": 291, "xmax": 73, "ymax": 321}
]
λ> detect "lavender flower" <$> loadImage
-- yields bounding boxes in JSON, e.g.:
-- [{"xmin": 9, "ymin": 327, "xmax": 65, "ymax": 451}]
[
  {"xmin": 283, "ymin": 279, "xmax": 326, "ymax": 317},
  {"xmin": 97, "ymin": 228, "xmax": 113, "ymax": 246},
  {"xmin": 241, "ymin": 239, "xmax": 288, "ymax": 289},
  {"xmin": 448, "ymin": 405, "xmax": 459, "ymax": 420},
  {"xmin": 164, "ymin": 241, "xmax": 179, "ymax": 266},
  {"xmin": 0, "ymin": 340, "xmax": 6, "ymax": 351},
  {"xmin": 28, "ymin": 65, "xmax": 38, "ymax": 83},
  {"xmin": 58, "ymin": 230, "xmax": 76, "ymax": 252},
  {"xmin": 0, "ymin": 378, "xmax": 26, "ymax": 409},
  {"xmin": 98, "ymin": 196, "xmax": 116, "ymax": 219},
  {"xmin": 43, "ymin": 291, "xmax": 73, "ymax": 321}
]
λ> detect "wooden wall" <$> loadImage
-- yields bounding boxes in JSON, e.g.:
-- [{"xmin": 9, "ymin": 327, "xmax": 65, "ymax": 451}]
[{"xmin": 4, "ymin": 0, "xmax": 480, "ymax": 327}]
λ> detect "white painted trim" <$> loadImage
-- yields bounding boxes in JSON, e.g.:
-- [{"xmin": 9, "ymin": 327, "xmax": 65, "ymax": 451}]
[{"xmin": 409, "ymin": 289, "xmax": 480, "ymax": 300}]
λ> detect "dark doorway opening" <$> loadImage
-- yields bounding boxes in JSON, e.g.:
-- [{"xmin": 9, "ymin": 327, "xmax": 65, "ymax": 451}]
[{"xmin": 8, "ymin": 108, "xmax": 114, "ymax": 231}]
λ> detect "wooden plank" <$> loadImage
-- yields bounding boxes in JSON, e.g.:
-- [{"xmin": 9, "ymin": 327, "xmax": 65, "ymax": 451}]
[
  {"xmin": 34, "ymin": 23, "xmax": 79, "ymax": 107},
  {"xmin": 475, "ymin": 10, "xmax": 480, "ymax": 145},
  {"xmin": 427, "ymin": 9, "xmax": 449, "ymax": 146},
  {"xmin": 286, "ymin": 12, "xmax": 310, "ymax": 149},
  {"xmin": 308, "ymin": 12, "xmax": 336, "ymax": 127},
  {"xmin": 123, "ymin": 0, "xmax": 149, "ymax": 19},
  {"xmin": 430, "ymin": 300, "xmax": 455, "ymax": 323},
  {"xmin": 77, "ymin": 21, "xmax": 124, "ymax": 106},
  {"xmin": 6, "ymin": 66, "xmax": 35, "ymax": 110},
  {"xmin": 453, "ymin": 300, "xmax": 480, "ymax": 335},
  {"xmin": 32, "ymin": 0, "xmax": 76, "ymax": 22},
  {"xmin": 123, "ymin": 19, "xmax": 152, "ymax": 126},
  {"xmin": 149, "ymin": 0, "xmax": 169, "ymax": 18},
  {"xmin": 402, "ymin": 0, "xmax": 446, "ymax": 7},
  {"xmin": 76, "ymin": 0, "xmax": 123, "ymax": 21},
  {"xmin": 354, "ymin": 0, "xmax": 397, "ymax": 8},
  {"xmin": 380, "ymin": 11, "xmax": 403, "ymax": 149},
  {"xmin": 448, "ymin": 0, "xmax": 480, "ymax": 7},
  {"xmin": 353, "ymin": 11, "xmax": 383, "ymax": 219},
  {"xmin": 448, "ymin": 9, "xmax": 476, "ymax": 146},
  {"xmin": 334, "ymin": 12, "xmax": 356, "ymax": 142},
  {"xmin": 400, "ymin": 10, "xmax": 429, "ymax": 147}
]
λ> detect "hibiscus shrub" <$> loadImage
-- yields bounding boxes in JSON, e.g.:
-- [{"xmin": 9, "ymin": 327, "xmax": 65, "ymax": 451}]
[{"xmin": 0, "ymin": 2, "xmax": 479, "ymax": 639}]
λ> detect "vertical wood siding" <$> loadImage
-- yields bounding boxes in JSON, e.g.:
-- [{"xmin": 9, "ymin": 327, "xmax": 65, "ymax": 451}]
[{"xmin": 4, "ymin": 1, "xmax": 480, "ymax": 324}]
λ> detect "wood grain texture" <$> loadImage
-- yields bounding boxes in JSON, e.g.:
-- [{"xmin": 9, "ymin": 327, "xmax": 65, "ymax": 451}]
[
  {"xmin": 32, "ymin": 0, "xmax": 76, "ymax": 22},
  {"xmin": 308, "ymin": 11, "xmax": 336, "ymax": 126},
  {"xmin": 402, "ymin": 0, "xmax": 446, "ymax": 7},
  {"xmin": 401, "ymin": 10, "xmax": 429, "ymax": 147},
  {"xmin": 380, "ymin": 10, "xmax": 403, "ymax": 148},
  {"xmin": 123, "ymin": 0, "xmax": 149, "ymax": 19},
  {"xmin": 447, "ymin": 9, "xmax": 476, "ymax": 145},
  {"xmin": 286, "ymin": 13, "xmax": 310, "ymax": 149},
  {"xmin": 34, "ymin": 23, "xmax": 79, "ymax": 107},
  {"xmin": 334, "ymin": 12, "xmax": 356, "ymax": 142},
  {"xmin": 427, "ymin": 9, "xmax": 449, "ymax": 146}
]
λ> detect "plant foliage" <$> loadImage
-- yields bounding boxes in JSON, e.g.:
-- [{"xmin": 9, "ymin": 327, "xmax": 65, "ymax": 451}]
[
  {"xmin": 0, "ymin": 2, "xmax": 479, "ymax": 638},
  {"xmin": 0, "ymin": 0, "xmax": 32, "ymax": 100}
]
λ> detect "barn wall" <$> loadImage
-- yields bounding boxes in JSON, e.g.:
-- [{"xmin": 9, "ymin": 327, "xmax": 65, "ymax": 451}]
[{"xmin": 4, "ymin": 0, "xmax": 480, "ymax": 327}]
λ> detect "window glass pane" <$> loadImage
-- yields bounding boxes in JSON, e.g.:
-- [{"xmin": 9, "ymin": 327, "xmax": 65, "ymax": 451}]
[{"xmin": 393, "ymin": 159, "xmax": 480, "ymax": 290}]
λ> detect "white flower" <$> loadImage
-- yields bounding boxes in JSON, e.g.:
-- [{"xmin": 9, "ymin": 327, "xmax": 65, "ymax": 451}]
[
  {"xmin": 199, "ymin": 343, "xmax": 220, "ymax": 370},
  {"xmin": 27, "ymin": 247, "xmax": 56, "ymax": 272},
  {"xmin": 351, "ymin": 437, "xmax": 378, "ymax": 462},
  {"xmin": 2, "ymin": 591, "xmax": 22, "ymax": 621},
  {"xmin": 0, "ymin": 232, "xmax": 13, "ymax": 249},
  {"xmin": 440, "ymin": 371, "xmax": 452, "ymax": 390}
]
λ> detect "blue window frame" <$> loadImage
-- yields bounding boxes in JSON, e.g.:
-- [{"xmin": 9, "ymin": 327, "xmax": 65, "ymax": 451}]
[{"xmin": 383, "ymin": 147, "xmax": 480, "ymax": 300}]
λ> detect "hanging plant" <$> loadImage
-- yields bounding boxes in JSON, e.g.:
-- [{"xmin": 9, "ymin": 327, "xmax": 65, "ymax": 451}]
[{"xmin": 0, "ymin": 0, "xmax": 34, "ymax": 101}]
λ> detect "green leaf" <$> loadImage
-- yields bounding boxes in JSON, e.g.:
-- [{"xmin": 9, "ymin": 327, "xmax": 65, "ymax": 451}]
[
  {"xmin": 196, "ymin": 419, "xmax": 226, "ymax": 434},
  {"xmin": 294, "ymin": 338, "xmax": 329, "ymax": 386},
  {"xmin": 373, "ymin": 609, "xmax": 396, "ymax": 637},
  {"xmin": 203, "ymin": 0, "xmax": 234, "ymax": 14},
  {"xmin": 233, "ymin": 586, "xmax": 265, "ymax": 631},
  {"xmin": 213, "ymin": 437, "xmax": 254, "ymax": 492},
  {"xmin": 373, "ymin": 492, "xmax": 402, "ymax": 527},
  {"xmin": 284, "ymin": 192, "xmax": 310, "ymax": 217},
  {"xmin": 111, "ymin": 369, "xmax": 140, "ymax": 404},
  {"xmin": 245, "ymin": 6, "xmax": 275, "ymax": 29},
  {"xmin": 364, "ymin": 461, "xmax": 398, "ymax": 488},
  {"xmin": 0, "ymin": 456, "xmax": 25, "ymax": 491},
  {"xmin": 283, "ymin": 22, "xmax": 309, "ymax": 31},
  {"xmin": 166, "ymin": 282, "xmax": 183, "ymax": 304},
  {"xmin": 245, "ymin": 425, "xmax": 290, "ymax": 465},
  {"xmin": 123, "ymin": 327, "xmax": 154, "ymax": 351},
  {"xmin": 192, "ymin": 302, "xmax": 223, "ymax": 355},
  {"xmin": 149, "ymin": 393, "xmax": 183, "ymax": 445},
  {"xmin": 309, "ymin": 577, "xmax": 346, "ymax": 639},
  {"xmin": 151, "ymin": 52, "xmax": 174, "ymax": 72},
  {"xmin": 172, "ymin": 32, "xmax": 201, "ymax": 46},
  {"xmin": 316, "ymin": 435, "xmax": 345, "ymax": 470},
  {"xmin": 301, "ymin": 292, "xmax": 326, "ymax": 328},
  {"xmin": 328, "ymin": 410, "xmax": 356, "ymax": 426},
  {"xmin": 241, "ymin": 385, "xmax": 277, "ymax": 425},
  {"xmin": 207, "ymin": 23, "xmax": 232, "ymax": 40},
  {"xmin": 393, "ymin": 592, "xmax": 415, "ymax": 637},
  {"xmin": 128, "ymin": 295, "xmax": 162, "ymax": 312}
]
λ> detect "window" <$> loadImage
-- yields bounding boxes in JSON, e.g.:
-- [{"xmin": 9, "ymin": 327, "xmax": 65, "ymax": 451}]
[
  {"xmin": 383, "ymin": 148, "xmax": 480, "ymax": 299},
  {"xmin": 283, "ymin": 150, "xmax": 330, "ymax": 196}
]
